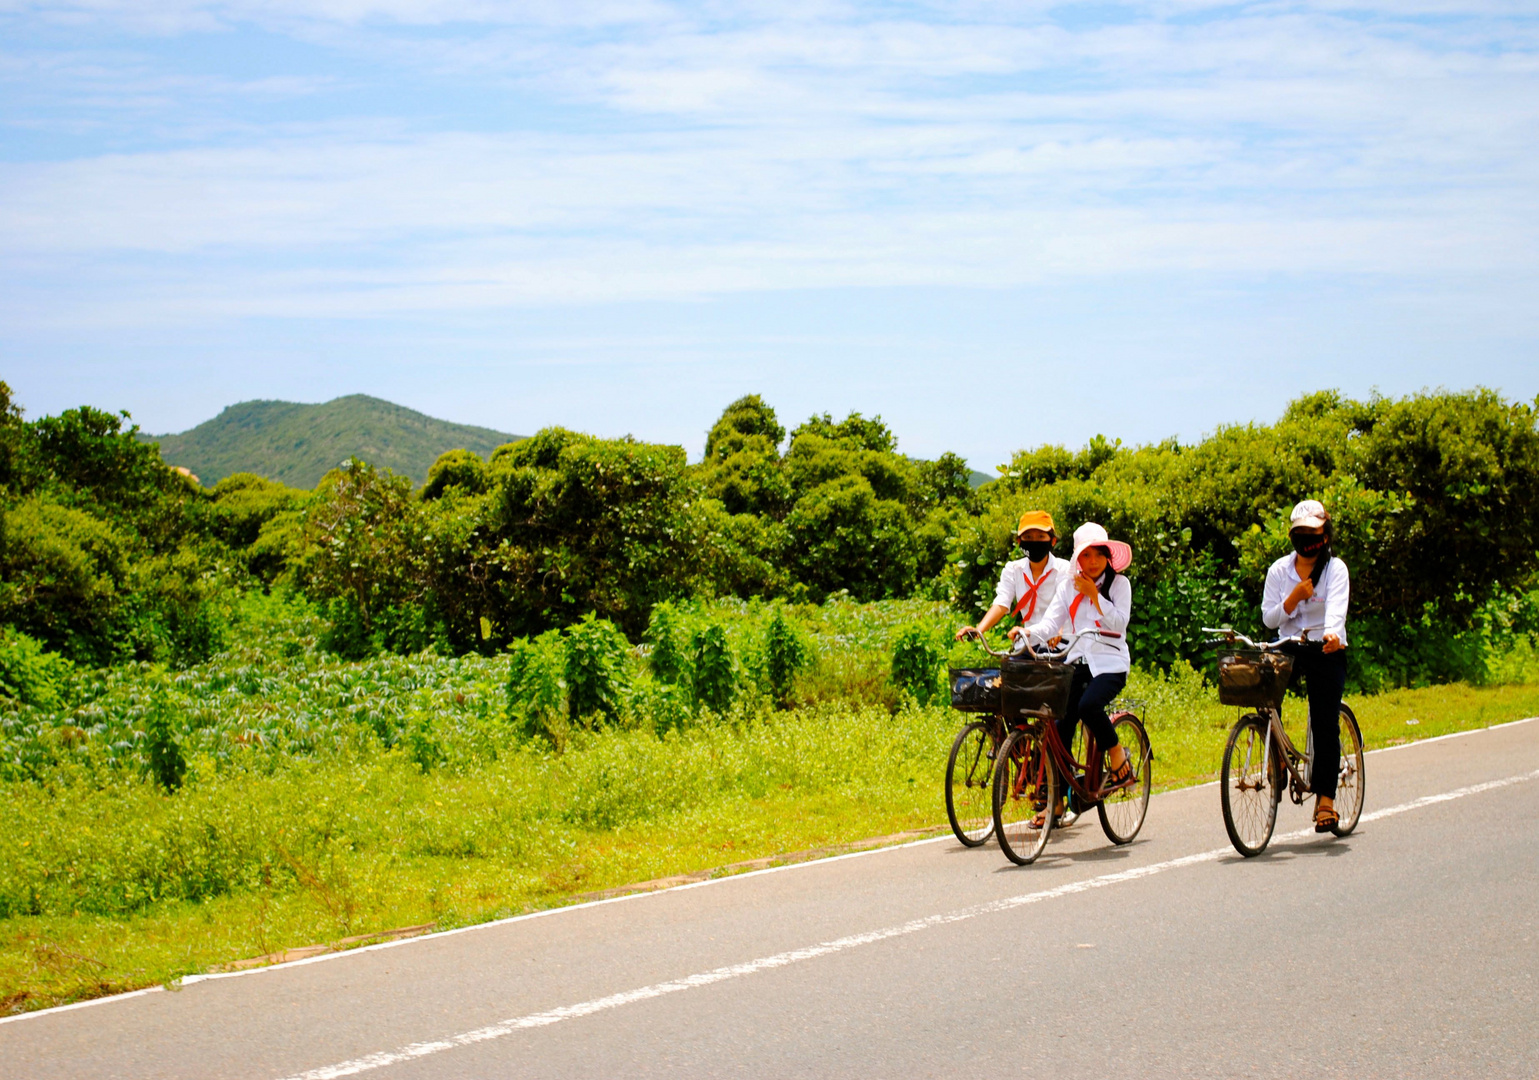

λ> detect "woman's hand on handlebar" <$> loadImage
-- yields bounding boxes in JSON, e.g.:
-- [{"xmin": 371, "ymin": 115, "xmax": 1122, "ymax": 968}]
[
  {"xmin": 1322, "ymin": 632, "xmax": 1343, "ymax": 654},
  {"xmin": 954, "ymin": 625, "xmax": 981, "ymax": 642}
]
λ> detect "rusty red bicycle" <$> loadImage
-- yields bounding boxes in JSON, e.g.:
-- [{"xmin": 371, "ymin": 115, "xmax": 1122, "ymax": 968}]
[{"xmin": 957, "ymin": 630, "xmax": 1153, "ymax": 865}]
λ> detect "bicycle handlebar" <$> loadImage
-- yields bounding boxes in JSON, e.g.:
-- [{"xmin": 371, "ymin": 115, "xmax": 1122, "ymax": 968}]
[
  {"xmin": 1200, "ymin": 626, "xmax": 1311, "ymax": 651},
  {"xmin": 960, "ymin": 626, "xmax": 1121, "ymax": 661}
]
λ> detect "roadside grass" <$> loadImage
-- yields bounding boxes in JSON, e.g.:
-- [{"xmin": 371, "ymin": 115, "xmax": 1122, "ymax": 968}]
[{"xmin": 3, "ymin": 598, "xmax": 1537, "ymax": 1016}]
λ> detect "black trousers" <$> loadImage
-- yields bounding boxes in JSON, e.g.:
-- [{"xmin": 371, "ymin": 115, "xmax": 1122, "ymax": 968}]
[
  {"xmin": 1280, "ymin": 643, "xmax": 1348, "ymax": 800},
  {"xmin": 1056, "ymin": 664, "xmax": 1126, "ymax": 762}
]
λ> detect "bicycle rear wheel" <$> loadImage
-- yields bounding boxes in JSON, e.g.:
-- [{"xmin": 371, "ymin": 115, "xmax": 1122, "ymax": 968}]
[
  {"xmin": 993, "ymin": 727, "xmax": 1054, "ymax": 865},
  {"xmin": 1330, "ymin": 706, "xmax": 1365, "ymax": 836},
  {"xmin": 1221, "ymin": 714, "xmax": 1280, "ymax": 857},
  {"xmin": 945, "ymin": 720, "xmax": 998, "ymax": 846},
  {"xmin": 1098, "ymin": 713, "xmax": 1152, "ymax": 845}
]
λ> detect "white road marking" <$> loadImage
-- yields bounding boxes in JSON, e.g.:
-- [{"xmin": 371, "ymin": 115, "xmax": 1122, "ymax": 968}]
[{"xmin": 279, "ymin": 766, "xmax": 1539, "ymax": 1080}]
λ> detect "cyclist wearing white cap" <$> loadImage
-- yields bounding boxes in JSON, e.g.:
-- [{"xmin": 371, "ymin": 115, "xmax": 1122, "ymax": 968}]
[{"xmin": 1262, "ymin": 499, "xmax": 1351, "ymax": 832}]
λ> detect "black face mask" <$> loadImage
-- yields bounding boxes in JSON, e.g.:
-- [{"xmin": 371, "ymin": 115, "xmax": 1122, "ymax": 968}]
[
  {"xmin": 1291, "ymin": 533, "xmax": 1328, "ymax": 558},
  {"xmin": 1021, "ymin": 540, "xmax": 1053, "ymax": 563}
]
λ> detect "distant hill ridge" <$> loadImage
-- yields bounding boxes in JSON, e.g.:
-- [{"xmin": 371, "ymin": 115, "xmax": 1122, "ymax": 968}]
[{"xmin": 148, "ymin": 395, "xmax": 523, "ymax": 489}]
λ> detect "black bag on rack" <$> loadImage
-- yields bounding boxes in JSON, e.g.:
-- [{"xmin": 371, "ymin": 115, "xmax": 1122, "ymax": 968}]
[{"xmin": 948, "ymin": 668, "xmax": 1001, "ymax": 712}]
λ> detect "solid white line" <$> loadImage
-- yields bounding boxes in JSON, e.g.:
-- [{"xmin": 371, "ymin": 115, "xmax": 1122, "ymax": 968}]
[
  {"xmin": 4, "ymin": 711, "xmax": 1535, "ymax": 1029},
  {"xmin": 276, "ymin": 766, "xmax": 1539, "ymax": 1080}
]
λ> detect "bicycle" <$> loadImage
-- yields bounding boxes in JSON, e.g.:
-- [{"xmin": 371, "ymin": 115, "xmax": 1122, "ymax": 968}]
[
  {"xmin": 1203, "ymin": 627, "xmax": 1366, "ymax": 857},
  {"xmin": 955, "ymin": 629, "xmax": 1153, "ymax": 865},
  {"xmin": 943, "ymin": 688, "xmax": 1005, "ymax": 847}
]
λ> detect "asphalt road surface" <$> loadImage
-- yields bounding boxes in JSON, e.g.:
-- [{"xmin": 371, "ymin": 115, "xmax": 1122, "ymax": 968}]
[{"xmin": 5, "ymin": 718, "xmax": 1538, "ymax": 1080}]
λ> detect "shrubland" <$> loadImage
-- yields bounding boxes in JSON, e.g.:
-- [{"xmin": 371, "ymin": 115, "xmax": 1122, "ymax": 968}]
[{"xmin": 2, "ymin": 379, "xmax": 1539, "ymax": 1013}]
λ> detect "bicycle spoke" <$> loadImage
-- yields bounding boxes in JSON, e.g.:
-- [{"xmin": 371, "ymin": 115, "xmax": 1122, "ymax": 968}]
[{"xmin": 1221, "ymin": 716, "xmax": 1279, "ymax": 856}]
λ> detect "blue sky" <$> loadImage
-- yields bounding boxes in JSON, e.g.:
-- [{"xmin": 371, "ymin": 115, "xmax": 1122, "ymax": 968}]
[{"xmin": 2, "ymin": 0, "xmax": 1536, "ymax": 471}]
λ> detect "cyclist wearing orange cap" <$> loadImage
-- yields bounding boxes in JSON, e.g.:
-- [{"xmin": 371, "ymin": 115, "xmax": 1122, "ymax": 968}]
[{"xmin": 955, "ymin": 510, "xmax": 1071, "ymax": 645}]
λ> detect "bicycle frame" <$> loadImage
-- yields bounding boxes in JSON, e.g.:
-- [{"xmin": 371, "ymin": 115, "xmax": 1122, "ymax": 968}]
[
  {"xmin": 1246, "ymin": 706, "xmax": 1312, "ymax": 806},
  {"xmin": 956, "ymin": 626, "xmax": 1144, "ymax": 810},
  {"xmin": 1005, "ymin": 706, "xmax": 1142, "ymax": 809},
  {"xmin": 1202, "ymin": 626, "xmax": 1329, "ymax": 806}
]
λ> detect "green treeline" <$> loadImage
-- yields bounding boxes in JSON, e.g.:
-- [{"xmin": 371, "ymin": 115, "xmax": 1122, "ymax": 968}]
[{"xmin": 3, "ymin": 384, "xmax": 1538, "ymax": 696}]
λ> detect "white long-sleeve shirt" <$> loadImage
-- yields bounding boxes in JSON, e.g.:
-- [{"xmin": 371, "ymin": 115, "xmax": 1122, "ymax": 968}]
[
  {"xmin": 1025, "ymin": 571, "xmax": 1132, "ymax": 676},
  {"xmin": 1261, "ymin": 554, "xmax": 1350, "ymax": 646},
  {"xmin": 992, "ymin": 554, "xmax": 1072, "ymax": 633}
]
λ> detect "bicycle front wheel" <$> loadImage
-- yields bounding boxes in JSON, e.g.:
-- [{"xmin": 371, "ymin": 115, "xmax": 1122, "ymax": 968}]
[
  {"xmin": 1098, "ymin": 713, "xmax": 1152, "ymax": 845},
  {"xmin": 1221, "ymin": 714, "xmax": 1280, "ymax": 857},
  {"xmin": 993, "ymin": 727, "xmax": 1054, "ymax": 865},
  {"xmin": 945, "ymin": 721, "xmax": 998, "ymax": 846},
  {"xmin": 1331, "ymin": 706, "xmax": 1366, "ymax": 836}
]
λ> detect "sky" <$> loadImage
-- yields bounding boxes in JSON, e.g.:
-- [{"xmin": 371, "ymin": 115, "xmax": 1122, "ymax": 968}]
[{"xmin": 2, "ymin": 0, "xmax": 1536, "ymax": 471}]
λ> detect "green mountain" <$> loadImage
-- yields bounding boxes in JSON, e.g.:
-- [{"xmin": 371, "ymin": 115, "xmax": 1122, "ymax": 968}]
[{"xmin": 147, "ymin": 395, "xmax": 523, "ymax": 489}]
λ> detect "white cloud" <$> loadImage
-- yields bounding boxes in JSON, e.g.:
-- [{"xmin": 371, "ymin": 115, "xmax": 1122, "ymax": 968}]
[{"xmin": 0, "ymin": 0, "xmax": 1535, "ymax": 328}]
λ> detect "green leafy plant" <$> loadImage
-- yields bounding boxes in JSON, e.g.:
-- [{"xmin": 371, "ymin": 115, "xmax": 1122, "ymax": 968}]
[
  {"xmin": 763, "ymin": 606, "xmax": 809, "ymax": 708},
  {"xmin": 143, "ymin": 687, "xmax": 187, "ymax": 792},
  {"xmin": 690, "ymin": 623, "xmax": 737, "ymax": 715},
  {"xmin": 564, "ymin": 614, "xmax": 628, "ymax": 726},
  {"xmin": 0, "ymin": 631, "xmax": 73, "ymax": 710},
  {"xmin": 646, "ymin": 602, "xmax": 687, "ymax": 686},
  {"xmin": 890, "ymin": 623, "xmax": 943, "ymax": 706},
  {"xmin": 506, "ymin": 631, "xmax": 566, "ymax": 744}
]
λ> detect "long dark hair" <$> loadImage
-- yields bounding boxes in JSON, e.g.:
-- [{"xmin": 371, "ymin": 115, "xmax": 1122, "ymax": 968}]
[{"xmin": 1085, "ymin": 545, "xmax": 1118, "ymax": 594}]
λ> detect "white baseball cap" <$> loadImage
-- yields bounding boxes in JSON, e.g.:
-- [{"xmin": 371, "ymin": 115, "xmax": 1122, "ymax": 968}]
[{"xmin": 1289, "ymin": 499, "xmax": 1328, "ymax": 529}]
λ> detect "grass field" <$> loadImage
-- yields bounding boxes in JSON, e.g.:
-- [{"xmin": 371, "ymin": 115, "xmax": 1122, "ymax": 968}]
[{"xmin": 3, "ymin": 597, "xmax": 1536, "ymax": 1016}]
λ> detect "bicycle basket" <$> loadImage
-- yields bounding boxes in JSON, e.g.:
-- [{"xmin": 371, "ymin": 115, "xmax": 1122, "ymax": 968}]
[
  {"xmin": 1000, "ymin": 658, "xmax": 1075, "ymax": 720},
  {"xmin": 949, "ymin": 668, "xmax": 1001, "ymax": 713},
  {"xmin": 1217, "ymin": 649, "xmax": 1294, "ymax": 709}
]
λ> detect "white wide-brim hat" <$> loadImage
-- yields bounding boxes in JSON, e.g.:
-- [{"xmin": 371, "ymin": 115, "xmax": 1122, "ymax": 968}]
[{"xmin": 1069, "ymin": 521, "xmax": 1132, "ymax": 574}]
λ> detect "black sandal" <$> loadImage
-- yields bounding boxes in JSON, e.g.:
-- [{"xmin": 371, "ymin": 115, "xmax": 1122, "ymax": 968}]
[{"xmin": 1103, "ymin": 757, "xmax": 1135, "ymax": 792}]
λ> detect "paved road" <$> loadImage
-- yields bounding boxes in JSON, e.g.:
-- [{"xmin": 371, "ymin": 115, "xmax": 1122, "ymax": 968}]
[{"xmin": 5, "ymin": 719, "xmax": 1538, "ymax": 1080}]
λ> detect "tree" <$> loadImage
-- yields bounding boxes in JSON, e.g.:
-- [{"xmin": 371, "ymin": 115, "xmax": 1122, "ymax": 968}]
[
  {"xmin": 700, "ymin": 396, "xmax": 791, "ymax": 518},
  {"xmin": 295, "ymin": 460, "xmax": 425, "ymax": 656},
  {"xmin": 488, "ymin": 428, "xmax": 700, "ymax": 637},
  {"xmin": 704, "ymin": 395, "xmax": 785, "ymax": 462},
  {"xmin": 1347, "ymin": 389, "xmax": 1539, "ymax": 624},
  {"xmin": 422, "ymin": 449, "xmax": 490, "ymax": 500},
  {"xmin": 783, "ymin": 475, "xmax": 916, "ymax": 602}
]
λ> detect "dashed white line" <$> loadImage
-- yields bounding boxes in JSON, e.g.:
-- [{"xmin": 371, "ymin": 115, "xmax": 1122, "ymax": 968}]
[{"xmin": 279, "ymin": 766, "xmax": 1539, "ymax": 1080}]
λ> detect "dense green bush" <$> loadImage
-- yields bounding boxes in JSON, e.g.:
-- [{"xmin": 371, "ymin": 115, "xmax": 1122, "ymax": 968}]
[
  {"xmin": 690, "ymin": 623, "xmax": 738, "ymax": 715},
  {"xmin": 890, "ymin": 624, "xmax": 944, "ymax": 705},
  {"xmin": 646, "ymin": 602, "xmax": 687, "ymax": 686},
  {"xmin": 489, "ymin": 428, "xmax": 701, "ymax": 638},
  {"xmin": 421, "ymin": 449, "xmax": 490, "ymax": 500},
  {"xmin": 0, "ymin": 631, "xmax": 74, "ymax": 710},
  {"xmin": 763, "ymin": 607, "xmax": 809, "ymax": 708},
  {"xmin": 506, "ymin": 631, "xmax": 565, "ymax": 744},
  {"xmin": 564, "ymin": 615, "xmax": 629, "ymax": 726}
]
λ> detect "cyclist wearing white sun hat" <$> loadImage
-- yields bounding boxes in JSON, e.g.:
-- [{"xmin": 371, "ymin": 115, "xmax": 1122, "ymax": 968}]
[
  {"xmin": 1262, "ymin": 498, "xmax": 1351, "ymax": 832},
  {"xmin": 1024, "ymin": 522, "xmax": 1136, "ymax": 823}
]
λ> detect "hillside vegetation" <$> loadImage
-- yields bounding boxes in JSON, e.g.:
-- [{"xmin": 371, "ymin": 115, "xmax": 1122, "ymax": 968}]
[
  {"xmin": 148, "ymin": 395, "xmax": 522, "ymax": 488},
  {"xmin": 3, "ymin": 381, "xmax": 1539, "ymax": 1013}
]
